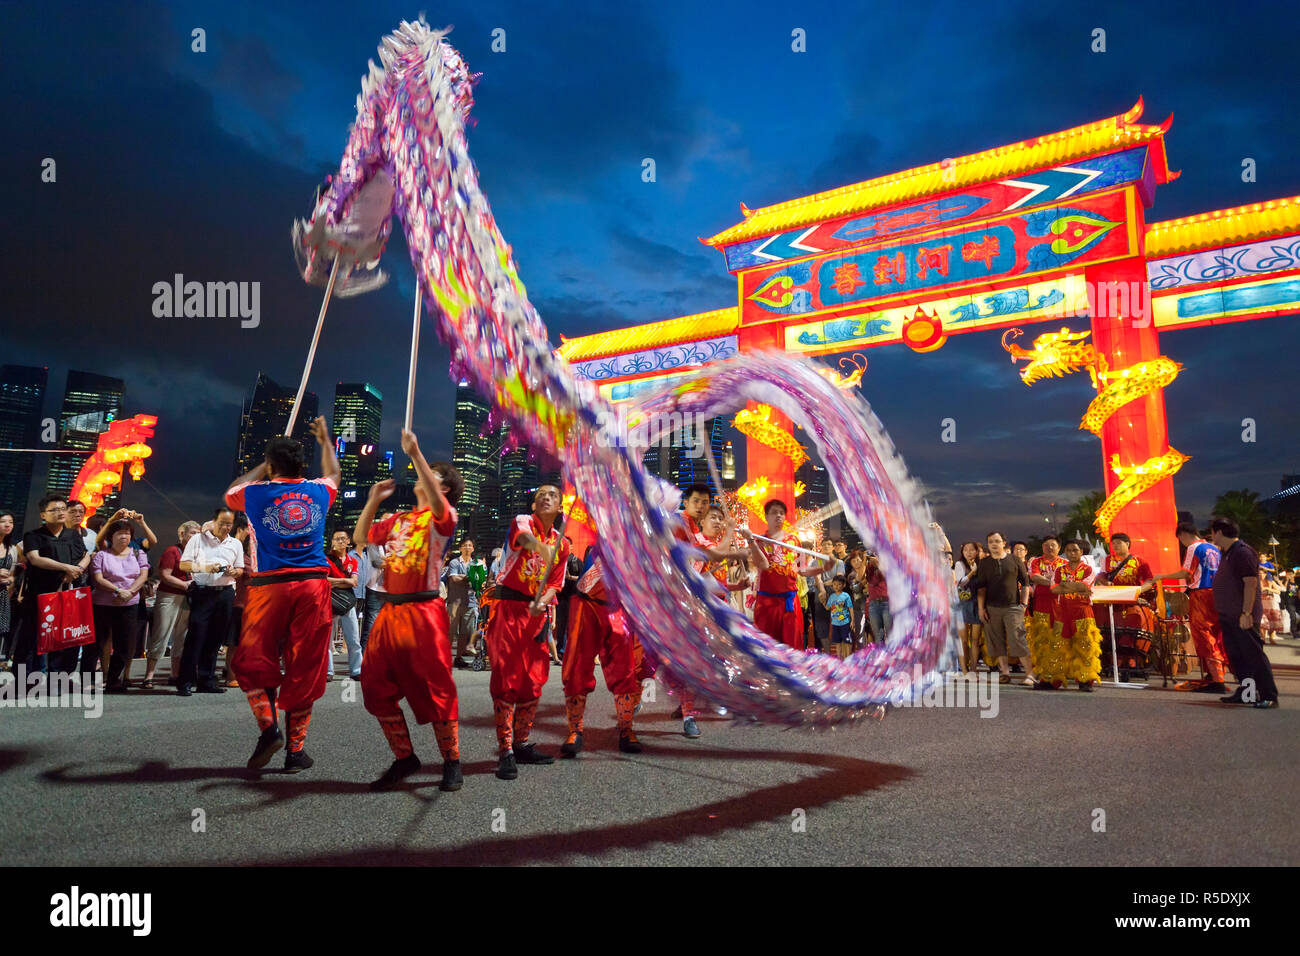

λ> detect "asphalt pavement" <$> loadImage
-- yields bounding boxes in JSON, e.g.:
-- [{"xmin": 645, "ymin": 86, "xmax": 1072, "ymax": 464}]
[{"xmin": 1, "ymin": 659, "xmax": 1295, "ymax": 866}]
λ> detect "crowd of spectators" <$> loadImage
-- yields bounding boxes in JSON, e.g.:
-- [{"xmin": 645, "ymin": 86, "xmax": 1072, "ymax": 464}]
[{"xmin": 0, "ymin": 489, "xmax": 1289, "ymax": 715}]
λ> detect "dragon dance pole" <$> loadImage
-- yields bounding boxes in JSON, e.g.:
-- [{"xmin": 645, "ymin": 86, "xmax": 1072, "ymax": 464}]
[
  {"xmin": 795, "ymin": 500, "xmax": 844, "ymax": 531},
  {"xmin": 405, "ymin": 289, "xmax": 422, "ymax": 433},
  {"xmin": 285, "ymin": 256, "xmax": 342, "ymax": 437},
  {"xmin": 747, "ymin": 531, "xmax": 828, "ymax": 561}
]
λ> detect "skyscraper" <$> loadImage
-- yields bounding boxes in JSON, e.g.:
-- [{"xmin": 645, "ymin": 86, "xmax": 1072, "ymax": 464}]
[
  {"xmin": 0, "ymin": 364, "xmax": 49, "ymax": 535},
  {"xmin": 451, "ymin": 380, "xmax": 493, "ymax": 515},
  {"xmin": 721, "ymin": 439, "xmax": 737, "ymax": 490},
  {"xmin": 234, "ymin": 373, "xmax": 319, "ymax": 478},
  {"xmin": 329, "ymin": 383, "xmax": 386, "ymax": 530},
  {"xmin": 475, "ymin": 471, "xmax": 502, "ymax": 550},
  {"xmin": 332, "ymin": 383, "xmax": 383, "ymax": 445},
  {"xmin": 796, "ymin": 459, "xmax": 833, "ymax": 535},
  {"xmin": 47, "ymin": 370, "xmax": 125, "ymax": 510},
  {"xmin": 331, "ymin": 440, "xmax": 395, "ymax": 532},
  {"xmin": 671, "ymin": 416, "xmax": 726, "ymax": 496},
  {"xmin": 451, "ymin": 381, "xmax": 516, "ymax": 547},
  {"xmin": 636, "ymin": 415, "xmax": 726, "ymax": 497},
  {"xmin": 498, "ymin": 443, "xmax": 541, "ymax": 526}
]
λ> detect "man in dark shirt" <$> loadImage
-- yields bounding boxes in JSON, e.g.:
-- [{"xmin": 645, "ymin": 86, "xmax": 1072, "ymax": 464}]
[
  {"xmin": 975, "ymin": 531, "xmax": 1037, "ymax": 685},
  {"xmin": 17, "ymin": 494, "xmax": 91, "ymax": 676},
  {"xmin": 1210, "ymin": 517, "xmax": 1279, "ymax": 708}
]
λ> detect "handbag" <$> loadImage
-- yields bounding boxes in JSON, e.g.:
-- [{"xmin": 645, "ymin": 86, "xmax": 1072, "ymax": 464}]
[
  {"xmin": 327, "ymin": 556, "xmax": 358, "ymax": 616},
  {"xmin": 36, "ymin": 583, "xmax": 96, "ymax": 654}
]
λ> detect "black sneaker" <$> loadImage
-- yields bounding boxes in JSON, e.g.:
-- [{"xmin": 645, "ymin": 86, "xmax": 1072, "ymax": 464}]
[
  {"xmin": 439, "ymin": 759, "xmax": 464, "ymax": 792},
  {"xmin": 247, "ymin": 726, "xmax": 284, "ymax": 769},
  {"xmin": 618, "ymin": 731, "xmax": 643, "ymax": 754},
  {"xmin": 560, "ymin": 732, "xmax": 584, "ymax": 757},
  {"xmin": 176, "ymin": 683, "xmax": 194, "ymax": 697},
  {"xmin": 370, "ymin": 754, "xmax": 421, "ymax": 791},
  {"xmin": 284, "ymin": 749, "xmax": 314, "ymax": 773},
  {"xmin": 512, "ymin": 742, "xmax": 554, "ymax": 765},
  {"xmin": 1252, "ymin": 699, "xmax": 1279, "ymax": 709},
  {"xmin": 197, "ymin": 683, "xmax": 227, "ymax": 694},
  {"xmin": 1032, "ymin": 680, "xmax": 1055, "ymax": 690},
  {"xmin": 1194, "ymin": 681, "xmax": 1228, "ymax": 694},
  {"xmin": 1220, "ymin": 689, "xmax": 1247, "ymax": 704},
  {"xmin": 453, "ymin": 657, "xmax": 468, "ymax": 670},
  {"xmin": 496, "ymin": 751, "xmax": 518, "ymax": 780}
]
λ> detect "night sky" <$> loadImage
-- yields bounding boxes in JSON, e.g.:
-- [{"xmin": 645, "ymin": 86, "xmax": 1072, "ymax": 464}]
[{"xmin": 5, "ymin": 0, "xmax": 1299, "ymax": 549}]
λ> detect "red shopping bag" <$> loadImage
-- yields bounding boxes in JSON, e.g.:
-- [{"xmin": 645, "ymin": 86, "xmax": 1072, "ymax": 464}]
[{"xmin": 36, "ymin": 586, "xmax": 96, "ymax": 654}]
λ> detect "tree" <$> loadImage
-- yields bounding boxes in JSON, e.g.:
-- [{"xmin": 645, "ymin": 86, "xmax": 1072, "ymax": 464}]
[
  {"xmin": 1061, "ymin": 491, "xmax": 1105, "ymax": 541},
  {"xmin": 1211, "ymin": 489, "xmax": 1269, "ymax": 546}
]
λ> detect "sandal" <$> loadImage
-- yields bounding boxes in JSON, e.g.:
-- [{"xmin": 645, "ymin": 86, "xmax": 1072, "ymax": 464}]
[
  {"xmin": 141, "ymin": 679, "xmax": 155, "ymax": 689},
  {"xmin": 999, "ymin": 674, "xmax": 1011, "ymax": 684}
]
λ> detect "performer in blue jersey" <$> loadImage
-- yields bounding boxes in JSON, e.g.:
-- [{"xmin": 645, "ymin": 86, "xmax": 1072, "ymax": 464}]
[{"xmin": 226, "ymin": 417, "xmax": 340, "ymax": 773}]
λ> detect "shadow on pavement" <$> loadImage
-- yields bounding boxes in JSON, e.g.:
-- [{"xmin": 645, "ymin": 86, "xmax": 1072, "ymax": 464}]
[
  {"xmin": 0, "ymin": 748, "xmax": 32, "ymax": 777},
  {"xmin": 233, "ymin": 747, "xmax": 915, "ymax": 865}
]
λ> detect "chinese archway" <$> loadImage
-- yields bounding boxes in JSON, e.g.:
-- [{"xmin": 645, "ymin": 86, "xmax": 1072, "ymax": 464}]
[{"xmin": 556, "ymin": 100, "xmax": 1300, "ymax": 575}]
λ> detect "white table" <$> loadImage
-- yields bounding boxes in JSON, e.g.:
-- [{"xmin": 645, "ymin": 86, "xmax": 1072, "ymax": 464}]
[{"xmin": 1090, "ymin": 586, "xmax": 1149, "ymax": 689}]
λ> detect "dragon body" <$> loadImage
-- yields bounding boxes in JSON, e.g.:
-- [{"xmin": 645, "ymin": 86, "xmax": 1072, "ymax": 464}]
[{"xmin": 300, "ymin": 20, "xmax": 954, "ymax": 722}]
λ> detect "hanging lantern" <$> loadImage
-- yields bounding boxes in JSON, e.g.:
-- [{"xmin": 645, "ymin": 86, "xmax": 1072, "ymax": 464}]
[{"xmin": 901, "ymin": 306, "xmax": 946, "ymax": 352}]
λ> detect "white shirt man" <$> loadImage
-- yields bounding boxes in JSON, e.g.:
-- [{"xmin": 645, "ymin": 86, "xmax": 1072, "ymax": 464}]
[
  {"xmin": 181, "ymin": 524, "xmax": 245, "ymax": 588},
  {"xmin": 175, "ymin": 511, "xmax": 244, "ymax": 694},
  {"xmin": 363, "ymin": 543, "xmax": 387, "ymax": 594}
]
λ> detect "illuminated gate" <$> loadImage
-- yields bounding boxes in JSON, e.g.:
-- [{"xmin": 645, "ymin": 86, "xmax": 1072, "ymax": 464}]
[{"xmin": 557, "ymin": 101, "xmax": 1300, "ymax": 574}]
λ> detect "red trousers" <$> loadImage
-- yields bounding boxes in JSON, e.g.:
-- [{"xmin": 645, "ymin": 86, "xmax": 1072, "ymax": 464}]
[
  {"xmin": 486, "ymin": 599, "xmax": 551, "ymax": 703},
  {"xmin": 562, "ymin": 597, "xmax": 637, "ymax": 697},
  {"xmin": 754, "ymin": 592, "xmax": 805, "ymax": 650},
  {"xmin": 362, "ymin": 597, "xmax": 458, "ymax": 724},
  {"xmin": 631, "ymin": 633, "xmax": 656, "ymax": 682},
  {"xmin": 1188, "ymin": 589, "xmax": 1229, "ymax": 683},
  {"xmin": 1058, "ymin": 600, "xmax": 1094, "ymax": 640},
  {"xmin": 233, "ymin": 578, "xmax": 332, "ymax": 713}
]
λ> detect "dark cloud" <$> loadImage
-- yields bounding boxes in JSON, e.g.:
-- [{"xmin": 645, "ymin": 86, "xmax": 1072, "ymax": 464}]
[{"xmin": 211, "ymin": 31, "xmax": 303, "ymax": 122}]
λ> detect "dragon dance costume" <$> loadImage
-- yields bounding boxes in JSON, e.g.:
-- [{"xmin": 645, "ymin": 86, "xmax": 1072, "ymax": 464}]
[
  {"xmin": 1101, "ymin": 551, "xmax": 1157, "ymax": 671},
  {"xmin": 486, "ymin": 513, "xmax": 568, "ymax": 757},
  {"xmin": 228, "ymin": 476, "xmax": 337, "ymax": 766},
  {"xmin": 1045, "ymin": 560, "xmax": 1103, "ymax": 687},
  {"xmin": 1182, "ymin": 538, "xmax": 1229, "ymax": 684},
  {"xmin": 753, "ymin": 530, "xmax": 806, "ymax": 651},
  {"xmin": 661, "ymin": 513, "xmax": 726, "ymax": 719},
  {"xmin": 361, "ymin": 506, "xmax": 462, "ymax": 788},
  {"xmin": 561, "ymin": 550, "xmax": 640, "ymax": 754},
  {"xmin": 1026, "ymin": 554, "xmax": 1067, "ymax": 682}
]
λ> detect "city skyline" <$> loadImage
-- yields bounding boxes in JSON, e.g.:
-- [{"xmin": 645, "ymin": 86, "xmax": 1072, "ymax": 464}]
[{"xmin": 0, "ymin": 365, "xmax": 48, "ymax": 537}]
